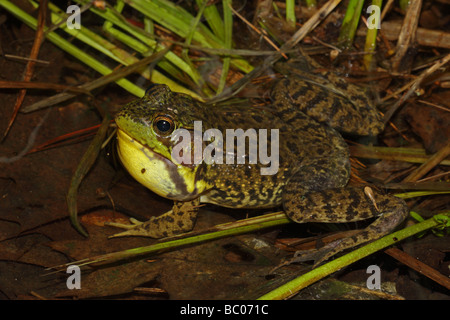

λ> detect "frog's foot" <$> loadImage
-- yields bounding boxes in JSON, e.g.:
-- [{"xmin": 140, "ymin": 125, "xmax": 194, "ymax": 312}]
[
  {"xmin": 107, "ymin": 214, "xmax": 169, "ymax": 238},
  {"xmin": 283, "ymin": 186, "xmax": 409, "ymax": 267},
  {"xmin": 107, "ymin": 200, "xmax": 200, "ymax": 238}
]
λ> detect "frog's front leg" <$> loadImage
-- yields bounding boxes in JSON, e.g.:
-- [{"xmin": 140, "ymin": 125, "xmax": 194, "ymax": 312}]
[
  {"xmin": 283, "ymin": 184, "xmax": 409, "ymax": 266},
  {"xmin": 107, "ymin": 199, "xmax": 200, "ymax": 238}
]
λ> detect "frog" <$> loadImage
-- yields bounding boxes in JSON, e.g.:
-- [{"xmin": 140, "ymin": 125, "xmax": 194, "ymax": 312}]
[{"xmin": 110, "ymin": 57, "xmax": 409, "ymax": 266}]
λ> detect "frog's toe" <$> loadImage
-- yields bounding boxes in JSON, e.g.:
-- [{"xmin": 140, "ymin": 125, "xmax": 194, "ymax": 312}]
[
  {"xmin": 105, "ymin": 218, "xmax": 143, "ymax": 230},
  {"xmin": 280, "ymin": 240, "xmax": 342, "ymax": 268},
  {"xmin": 108, "ymin": 228, "xmax": 146, "ymax": 238},
  {"xmin": 107, "ymin": 217, "xmax": 155, "ymax": 238}
]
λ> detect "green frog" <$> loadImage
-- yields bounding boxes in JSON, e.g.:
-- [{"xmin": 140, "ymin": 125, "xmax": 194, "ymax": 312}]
[{"xmin": 110, "ymin": 58, "xmax": 408, "ymax": 265}]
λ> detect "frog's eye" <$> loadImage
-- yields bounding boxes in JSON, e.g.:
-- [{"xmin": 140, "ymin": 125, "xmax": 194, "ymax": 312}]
[{"xmin": 153, "ymin": 115, "xmax": 175, "ymax": 135}]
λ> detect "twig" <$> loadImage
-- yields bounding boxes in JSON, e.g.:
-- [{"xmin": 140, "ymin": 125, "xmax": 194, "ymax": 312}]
[
  {"xmin": 2, "ymin": 54, "xmax": 49, "ymax": 65},
  {"xmin": 312, "ymin": 36, "xmax": 342, "ymax": 52},
  {"xmin": 416, "ymin": 99, "xmax": 450, "ymax": 113},
  {"xmin": 380, "ymin": 0, "xmax": 394, "ymax": 21},
  {"xmin": 416, "ymin": 171, "xmax": 450, "ymax": 183},
  {"xmin": 385, "ymin": 247, "xmax": 450, "ymax": 291},
  {"xmin": 394, "ymin": 20, "xmax": 450, "ymax": 50},
  {"xmin": 2, "ymin": 0, "xmax": 47, "ymax": 141},
  {"xmin": 391, "ymin": 0, "xmax": 422, "ymax": 72},
  {"xmin": 403, "ymin": 141, "xmax": 450, "ymax": 183},
  {"xmin": 0, "ymin": 109, "xmax": 51, "ymax": 163},
  {"xmin": 0, "ymin": 80, "xmax": 90, "ymax": 94},
  {"xmin": 358, "ymin": 21, "xmax": 450, "ymax": 49},
  {"xmin": 68, "ymin": 114, "xmax": 111, "ymax": 237}
]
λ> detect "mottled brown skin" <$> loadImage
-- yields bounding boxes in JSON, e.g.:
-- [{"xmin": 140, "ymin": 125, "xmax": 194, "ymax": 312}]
[{"xmin": 112, "ymin": 58, "xmax": 408, "ymax": 265}]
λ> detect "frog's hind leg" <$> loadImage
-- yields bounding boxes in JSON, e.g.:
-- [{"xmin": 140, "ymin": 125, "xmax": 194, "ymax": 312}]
[
  {"xmin": 107, "ymin": 199, "xmax": 200, "ymax": 238},
  {"xmin": 283, "ymin": 185, "xmax": 409, "ymax": 267}
]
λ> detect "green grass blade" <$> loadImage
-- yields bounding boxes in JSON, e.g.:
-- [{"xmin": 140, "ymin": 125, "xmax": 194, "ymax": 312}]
[
  {"xmin": 338, "ymin": 0, "xmax": 364, "ymax": 48},
  {"xmin": 305, "ymin": 0, "xmax": 317, "ymax": 8},
  {"xmin": 68, "ymin": 115, "xmax": 111, "ymax": 237},
  {"xmin": 363, "ymin": 0, "xmax": 382, "ymax": 70},
  {"xmin": 197, "ymin": 0, "xmax": 225, "ymax": 40},
  {"xmin": 217, "ymin": 0, "xmax": 232, "ymax": 94},
  {"xmin": 285, "ymin": 0, "xmax": 296, "ymax": 29}
]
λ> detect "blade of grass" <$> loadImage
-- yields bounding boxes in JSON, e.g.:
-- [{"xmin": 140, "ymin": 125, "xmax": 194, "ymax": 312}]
[
  {"xmin": 363, "ymin": 0, "xmax": 382, "ymax": 70},
  {"xmin": 2, "ymin": 0, "xmax": 47, "ymax": 141},
  {"xmin": 338, "ymin": 0, "xmax": 364, "ymax": 49},
  {"xmin": 305, "ymin": 0, "xmax": 317, "ymax": 8},
  {"xmin": 349, "ymin": 145, "xmax": 450, "ymax": 166},
  {"xmin": 399, "ymin": 0, "xmax": 411, "ymax": 11},
  {"xmin": 217, "ymin": 0, "xmax": 232, "ymax": 94},
  {"xmin": 103, "ymin": 25, "xmax": 199, "ymax": 89},
  {"xmin": 41, "ymin": 1, "xmax": 129, "ymax": 65},
  {"xmin": 395, "ymin": 190, "xmax": 450, "ymax": 199},
  {"xmin": 403, "ymin": 141, "xmax": 450, "ymax": 183},
  {"xmin": 197, "ymin": 0, "xmax": 225, "ymax": 41},
  {"xmin": 67, "ymin": 114, "xmax": 111, "ymax": 237},
  {"xmin": 180, "ymin": 0, "xmax": 207, "ymax": 90},
  {"xmin": 285, "ymin": 0, "xmax": 296, "ymax": 29},
  {"xmin": 128, "ymin": 0, "xmax": 220, "ymax": 47}
]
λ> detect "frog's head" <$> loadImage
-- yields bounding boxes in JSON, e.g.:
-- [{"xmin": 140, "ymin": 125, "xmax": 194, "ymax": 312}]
[{"xmin": 115, "ymin": 84, "xmax": 211, "ymax": 201}]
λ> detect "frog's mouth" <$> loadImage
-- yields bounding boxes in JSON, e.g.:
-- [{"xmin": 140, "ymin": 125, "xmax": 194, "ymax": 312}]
[{"xmin": 116, "ymin": 129, "xmax": 203, "ymax": 201}]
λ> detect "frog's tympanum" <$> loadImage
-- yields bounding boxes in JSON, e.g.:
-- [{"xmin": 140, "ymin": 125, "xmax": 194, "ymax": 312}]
[{"xmin": 112, "ymin": 57, "xmax": 408, "ymax": 265}]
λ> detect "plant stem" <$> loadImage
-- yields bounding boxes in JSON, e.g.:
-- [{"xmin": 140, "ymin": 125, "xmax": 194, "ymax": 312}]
[
  {"xmin": 338, "ymin": 0, "xmax": 364, "ymax": 48},
  {"xmin": 399, "ymin": 0, "xmax": 410, "ymax": 11},
  {"xmin": 217, "ymin": 0, "xmax": 232, "ymax": 94},
  {"xmin": 285, "ymin": 0, "xmax": 296, "ymax": 29},
  {"xmin": 363, "ymin": 0, "xmax": 383, "ymax": 70},
  {"xmin": 197, "ymin": 0, "xmax": 224, "ymax": 40},
  {"xmin": 305, "ymin": 0, "xmax": 317, "ymax": 8}
]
